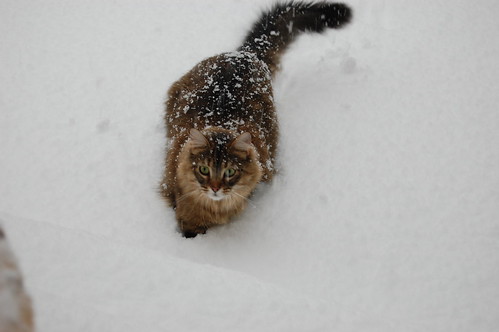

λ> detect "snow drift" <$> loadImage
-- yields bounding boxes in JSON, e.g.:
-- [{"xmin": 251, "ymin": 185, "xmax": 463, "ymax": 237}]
[{"xmin": 1, "ymin": 0, "xmax": 498, "ymax": 331}]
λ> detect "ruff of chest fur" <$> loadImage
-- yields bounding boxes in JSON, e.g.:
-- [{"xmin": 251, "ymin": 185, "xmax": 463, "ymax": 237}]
[{"xmin": 174, "ymin": 135, "xmax": 262, "ymax": 234}]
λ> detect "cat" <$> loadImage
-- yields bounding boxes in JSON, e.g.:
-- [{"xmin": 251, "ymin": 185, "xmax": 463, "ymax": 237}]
[{"xmin": 160, "ymin": 1, "xmax": 352, "ymax": 238}]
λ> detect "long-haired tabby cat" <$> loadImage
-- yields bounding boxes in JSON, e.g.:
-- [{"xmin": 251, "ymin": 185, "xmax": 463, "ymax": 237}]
[{"xmin": 161, "ymin": 1, "xmax": 352, "ymax": 237}]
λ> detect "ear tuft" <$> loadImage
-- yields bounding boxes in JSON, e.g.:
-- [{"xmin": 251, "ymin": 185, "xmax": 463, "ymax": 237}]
[
  {"xmin": 230, "ymin": 132, "xmax": 252, "ymax": 157},
  {"xmin": 189, "ymin": 128, "xmax": 209, "ymax": 149}
]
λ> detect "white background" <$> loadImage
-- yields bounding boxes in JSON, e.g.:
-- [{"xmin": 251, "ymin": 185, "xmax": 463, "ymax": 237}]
[{"xmin": 1, "ymin": 0, "xmax": 498, "ymax": 331}]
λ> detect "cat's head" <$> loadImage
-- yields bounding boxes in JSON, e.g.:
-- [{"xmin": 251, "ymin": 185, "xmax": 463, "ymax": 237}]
[{"xmin": 177, "ymin": 128, "xmax": 262, "ymax": 204}]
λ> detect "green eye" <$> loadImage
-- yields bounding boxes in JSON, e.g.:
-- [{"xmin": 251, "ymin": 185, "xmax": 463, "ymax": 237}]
[
  {"xmin": 199, "ymin": 166, "xmax": 210, "ymax": 175},
  {"xmin": 225, "ymin": 168, "xmax": 236, "ymax": 177}
]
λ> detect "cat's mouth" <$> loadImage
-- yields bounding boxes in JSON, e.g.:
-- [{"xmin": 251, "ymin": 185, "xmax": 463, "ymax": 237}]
[{"xmin": 206, "ymin": 189, "xmax": 226, "ymax": 201}]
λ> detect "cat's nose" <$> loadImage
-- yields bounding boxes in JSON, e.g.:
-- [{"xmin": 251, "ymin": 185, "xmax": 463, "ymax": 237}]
[{"xmin": 211, "ymin": 186, "xmax": 220, "ymax": 193}]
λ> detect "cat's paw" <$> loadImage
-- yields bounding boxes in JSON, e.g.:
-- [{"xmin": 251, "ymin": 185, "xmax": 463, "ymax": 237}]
[
  {"xmin": 180, "ymin": 226, "xmax": 207, "ymax": 238},
  {"xmin": 182, "ymin": 230, "xmax": 199, "ymax": 238}
]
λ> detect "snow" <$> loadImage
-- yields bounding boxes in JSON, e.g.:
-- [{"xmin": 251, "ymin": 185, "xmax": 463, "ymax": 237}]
[{"xmin": 1, "ymin": 0, "xmax": 499, "ymax": 331}]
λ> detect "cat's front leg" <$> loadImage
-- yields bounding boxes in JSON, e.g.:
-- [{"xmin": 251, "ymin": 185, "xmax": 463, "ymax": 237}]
[{"xmin": 175, "ymin": 199, "xmax": 209, "ymax": 238}]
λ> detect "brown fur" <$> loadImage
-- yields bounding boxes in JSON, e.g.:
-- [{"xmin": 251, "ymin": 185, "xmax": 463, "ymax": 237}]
[
  {"xmin": 160, "ymin": 2, "xmax": 352, "ymax": 237},
  {"xmin": 160, "ymin": 52, "xmax": 276, "ymax": 237}
]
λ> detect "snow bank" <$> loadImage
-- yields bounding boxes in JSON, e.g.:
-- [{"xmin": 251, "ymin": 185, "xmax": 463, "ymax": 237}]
[{"xmin": 2, "ymin": 214, "xmax": 330, "ymax": 332}]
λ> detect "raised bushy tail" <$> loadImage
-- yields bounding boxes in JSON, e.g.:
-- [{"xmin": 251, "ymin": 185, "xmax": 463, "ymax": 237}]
[{"xmin": 239, "ymin": 1, "xmax": 352, "ymax": 75}]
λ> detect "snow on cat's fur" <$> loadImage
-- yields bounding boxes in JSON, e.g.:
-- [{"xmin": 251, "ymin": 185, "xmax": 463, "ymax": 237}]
[{"xmin": 161, "ymin": 1, "xmax": 352, "ymax": 237}]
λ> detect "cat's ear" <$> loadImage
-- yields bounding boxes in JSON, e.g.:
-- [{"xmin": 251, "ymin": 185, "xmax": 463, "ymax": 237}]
[
  {"xmin": 189, "ymin": 128, "xmax": 209, "ymax": 152},
  {"xmin": 230, "ymin": 132, "xmax": 252, "ymax": 158}
]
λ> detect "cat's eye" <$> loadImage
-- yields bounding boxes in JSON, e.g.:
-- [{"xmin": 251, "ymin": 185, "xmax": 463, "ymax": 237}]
[
  {"xmin": 225, "ymin": 168, "xmax": 236, "ymax": 177},
  {"xmin": 199, "ymin": 166, "xmax": 210, "ymax": 175}
]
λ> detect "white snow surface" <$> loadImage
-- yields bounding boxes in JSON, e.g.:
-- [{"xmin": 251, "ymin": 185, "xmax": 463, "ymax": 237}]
[{"xmin": 1, "ymin": 0, "xmax": 499, "ymax": 331}]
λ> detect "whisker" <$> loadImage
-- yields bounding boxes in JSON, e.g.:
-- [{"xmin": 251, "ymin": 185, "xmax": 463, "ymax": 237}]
[
  {"xmin": 175, "ymin": 191, "xmax": 197, "ymax": 205},
  {"xmin": 231, "ymin": 192, "xmax": 257, "ymax": 209}
]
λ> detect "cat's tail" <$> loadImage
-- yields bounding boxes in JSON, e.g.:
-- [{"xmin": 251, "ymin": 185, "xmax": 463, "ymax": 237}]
[{"xmin": 239, "ymin": 1, "xmax": 352, "ymax": 76}]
